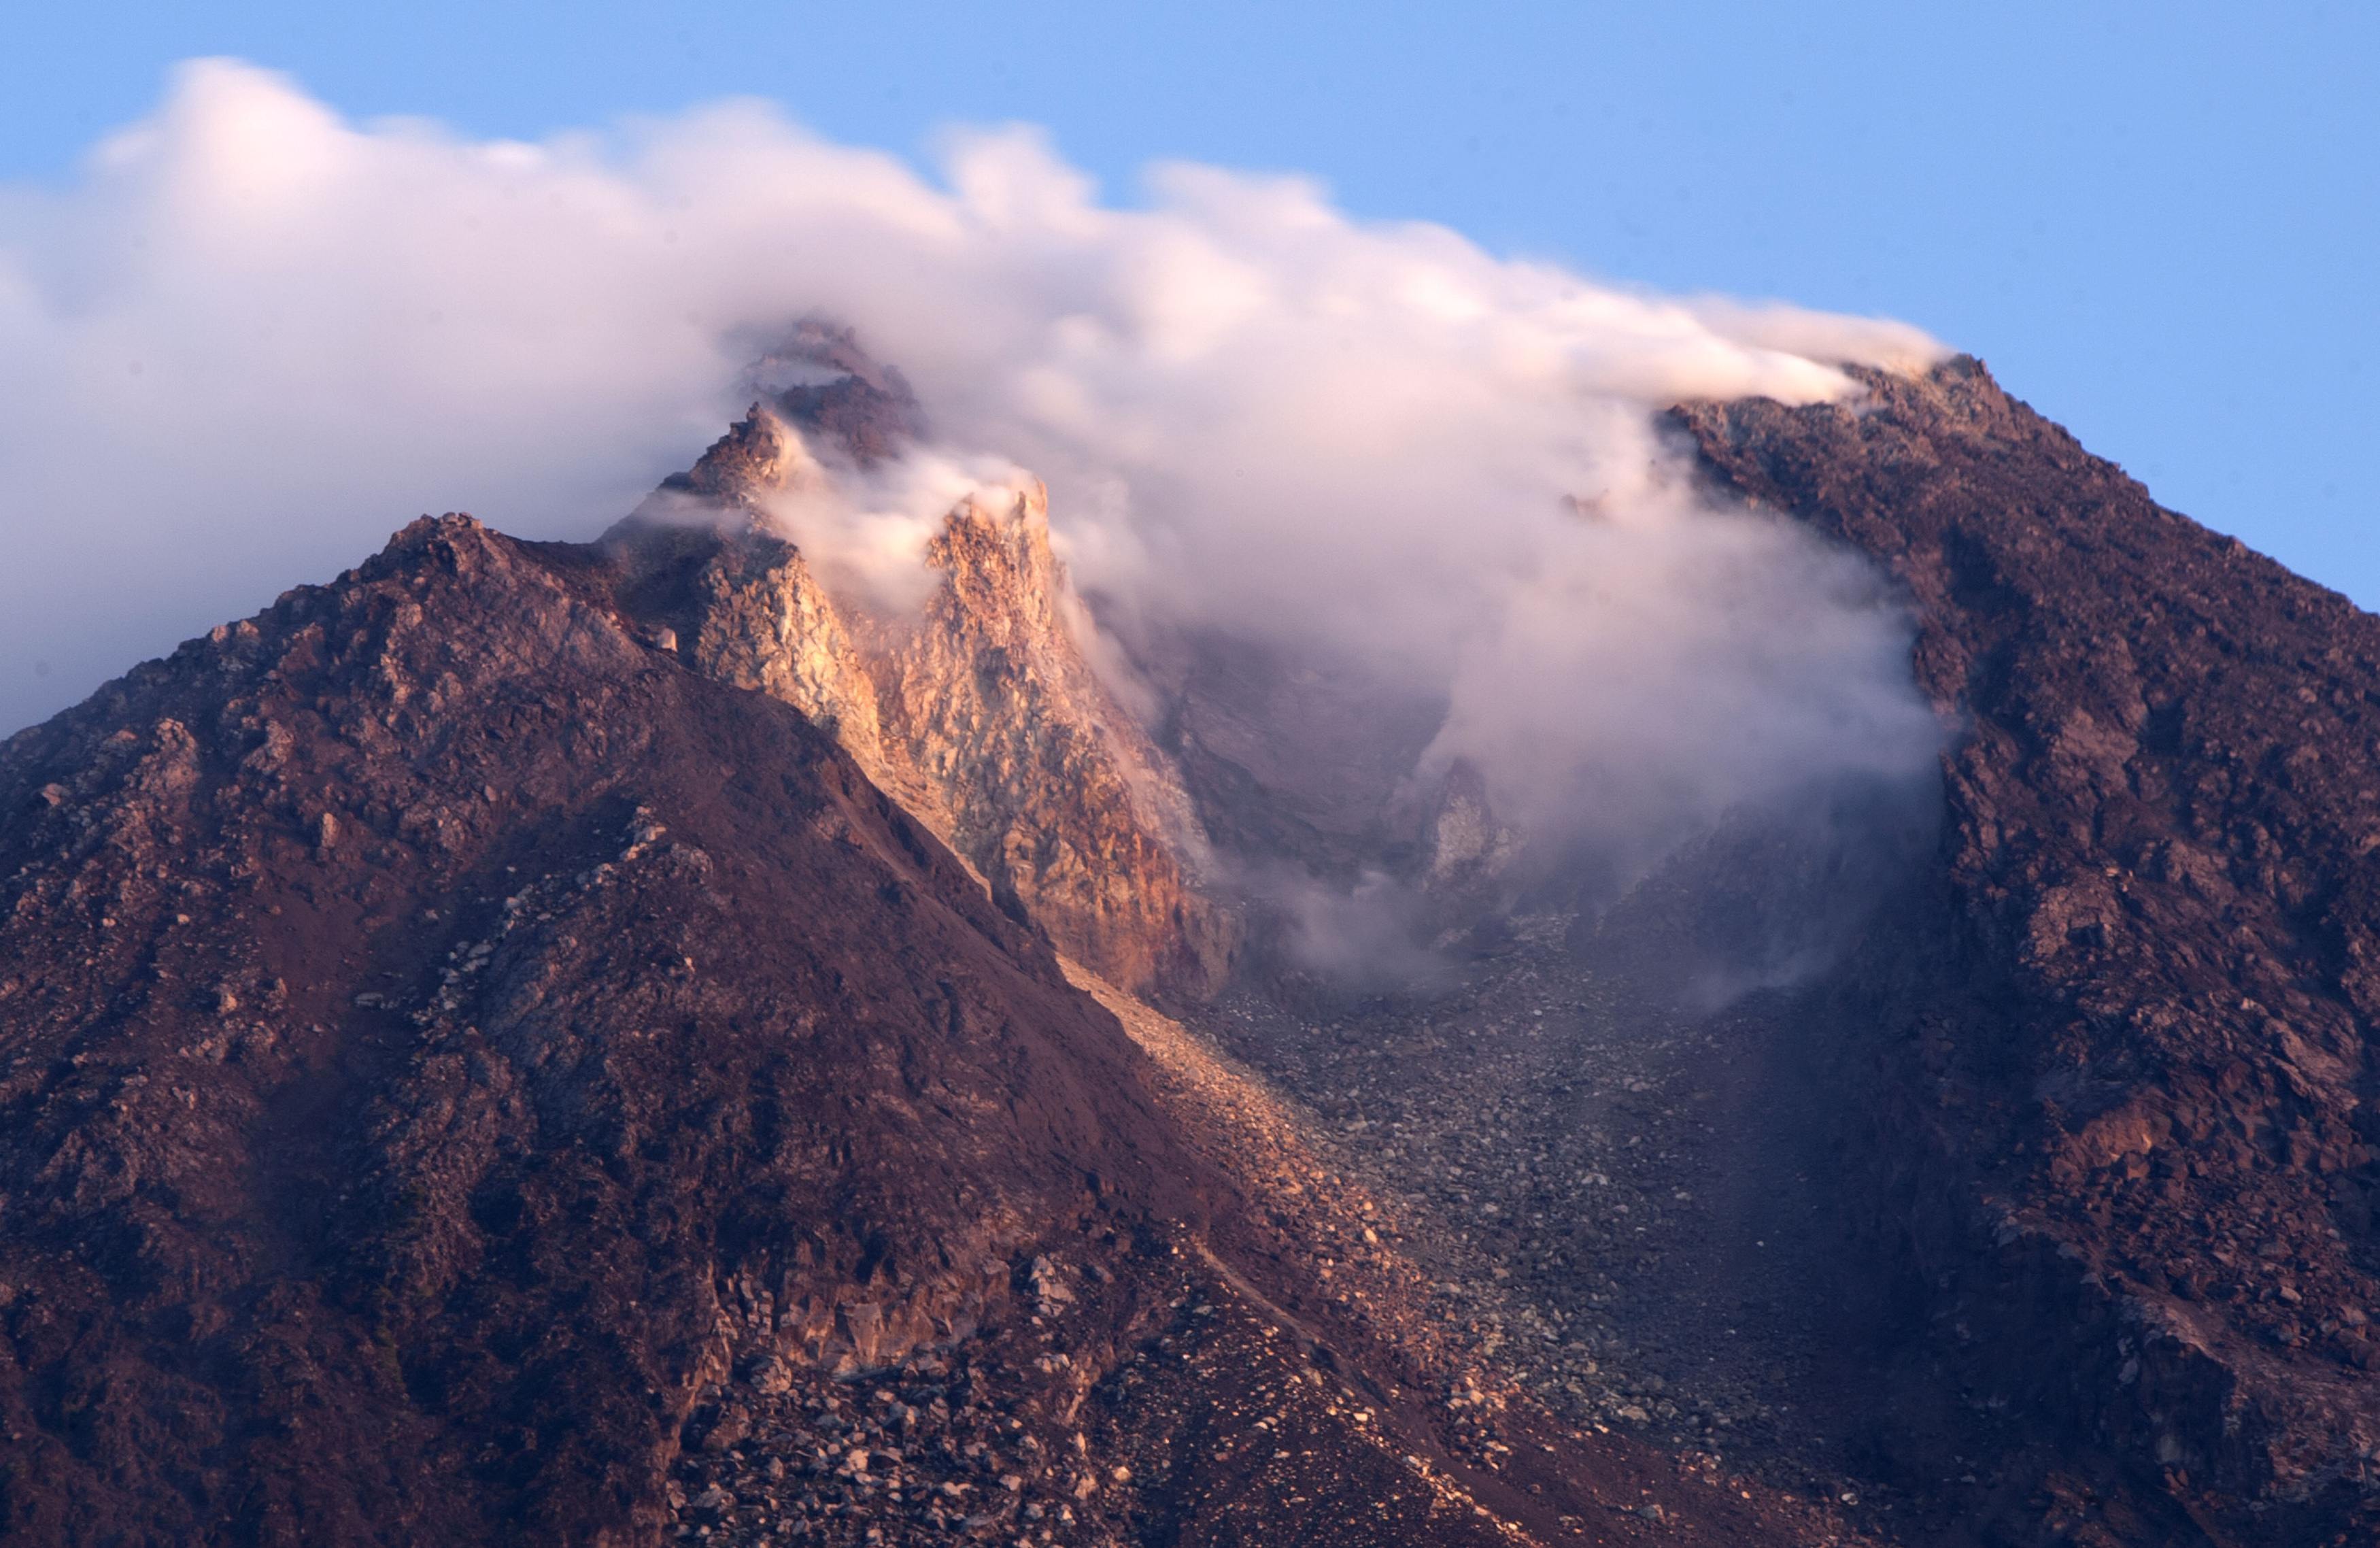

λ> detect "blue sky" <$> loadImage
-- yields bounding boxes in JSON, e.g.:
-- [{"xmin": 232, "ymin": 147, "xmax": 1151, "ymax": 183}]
[{"xmin": 5, "ymin": 1, "xmax": 2373, "ymax": 602}]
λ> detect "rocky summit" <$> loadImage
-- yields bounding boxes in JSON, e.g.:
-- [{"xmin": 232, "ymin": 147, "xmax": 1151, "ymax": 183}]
[
  {"xmin": 2, "ymin": 354, "xmax": 2377, "ymax": 1548},
  {"xmin": 605, "ymin": 347, "xmax": 1235, "ymax": 1005}
]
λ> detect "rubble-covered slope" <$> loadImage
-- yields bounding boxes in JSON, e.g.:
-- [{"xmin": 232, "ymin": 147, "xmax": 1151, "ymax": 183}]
[
  {"xmin": 0, "ymin": 514, "xmax": 1838, "ymax": 1547},
  {"xmin": 0, "ymin": 515, "xmax": 1201, "ymax": 1544},
  {"xmin": 1675, "ymin": 357, "xmax": 2380, "ymax": 1543}
]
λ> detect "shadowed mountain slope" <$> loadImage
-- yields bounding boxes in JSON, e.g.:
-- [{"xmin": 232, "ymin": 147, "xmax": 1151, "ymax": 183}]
[{"xmin": 1673, "ymin": 357, "xmax": 2380, "ymax": 1544}]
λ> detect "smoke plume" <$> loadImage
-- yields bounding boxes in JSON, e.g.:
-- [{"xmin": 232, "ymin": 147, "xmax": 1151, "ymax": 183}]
[{"xmin": 0, "ymin": 59, "xmax": 1946, "ymax": 924}]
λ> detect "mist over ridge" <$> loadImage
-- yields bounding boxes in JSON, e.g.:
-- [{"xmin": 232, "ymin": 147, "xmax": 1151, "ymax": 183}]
[{"xmin": 0, "ymin": 56, "xmax": 1948, "ymax": 896}]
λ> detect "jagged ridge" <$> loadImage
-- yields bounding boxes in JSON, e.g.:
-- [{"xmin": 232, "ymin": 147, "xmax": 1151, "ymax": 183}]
[{"xmin": 612, "ymin": 401, "xmax": 1236, "ymax": 1003}]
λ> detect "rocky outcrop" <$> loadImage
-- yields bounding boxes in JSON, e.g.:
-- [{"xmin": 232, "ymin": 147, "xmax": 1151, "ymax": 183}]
[
  {"xmin": 0, "ymin": 513, "xmax": 1846, "ymax": 1548},
  {"xmin": 608, "ymin": 398, "xmax": 1234, "ymax": 1001},
  {"xmin": 1673, "ymin": 357, "xmax": 2380, "ymax": 1543},
  {"xmin": 870, "ymin": 487, "xmax": 1234, "ymax": 998}
]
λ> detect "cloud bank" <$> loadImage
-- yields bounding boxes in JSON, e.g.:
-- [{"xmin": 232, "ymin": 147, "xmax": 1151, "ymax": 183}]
[{"xmin": 0, "ymin": 58, "xmax": 1947, "ymax": 901}]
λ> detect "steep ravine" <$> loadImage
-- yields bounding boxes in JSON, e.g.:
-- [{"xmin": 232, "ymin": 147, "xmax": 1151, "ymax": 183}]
[{"xmin": 1059, "ymin": 355, "xmax": 2380, "ymax": 1546}]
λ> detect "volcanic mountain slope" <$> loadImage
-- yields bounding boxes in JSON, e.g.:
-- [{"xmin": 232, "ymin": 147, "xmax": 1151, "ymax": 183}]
[
  {"xmin": 605, "ymin": 347, "xmax": 1234, "ymax": 1004},
  {"xmin": 0, "ymin": 514, "xmax": 1853, "ymax": 1546},
  {"xmin": 1105, "ymin": 357, "xmax": 2380, "ymax": 1548},
  {"xmin": 1665, "ymin": 357, "xmax": 2380, "ymax": 1544},
  {"xmin": 17, "ymin": 344, "xmax": 2380, "ymax": 1548},
  {"xmin": 0, "ymin": 515, "xmax": 1201, "ymax": 1545}
]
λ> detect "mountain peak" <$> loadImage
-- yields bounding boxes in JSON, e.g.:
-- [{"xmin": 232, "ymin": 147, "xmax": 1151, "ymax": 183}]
[{"xmin": 605, "ymin": 404, "xmax": 1236, "ymax": 999}]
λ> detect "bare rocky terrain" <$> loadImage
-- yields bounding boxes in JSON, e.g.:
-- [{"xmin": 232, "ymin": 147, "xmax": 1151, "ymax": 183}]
[
  {"xmin": 1671, "ymin": 360, "xmax": 2380, "ymax": 1546},
  {"xmin": 6, "ymin": 350, "xmax": 2379, "ymax": 1547},
  {"xmin": 1119, "ymin": 355, "xmax": 2380, "ymax": 1546},
  {"xmin": 0, "ymin": 515, "xmax": 1857, "ymax": 1546}
]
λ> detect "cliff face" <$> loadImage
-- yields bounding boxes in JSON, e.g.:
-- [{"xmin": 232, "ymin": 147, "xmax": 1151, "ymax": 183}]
[
  {"xmin": 611, "ymin": 403, "xmax": 1234, "ymax": 1001},
  {"xmin": 1674, "ymin": 358, "xmax": 2380, "ymax": 1541},
  {"xmin": 872, "ymin": 490, "xmax": 1234, "ymax": 998},
  {"xmin": 0, "ymin": 514, "xmax": 1846, "ymax": 1548}
]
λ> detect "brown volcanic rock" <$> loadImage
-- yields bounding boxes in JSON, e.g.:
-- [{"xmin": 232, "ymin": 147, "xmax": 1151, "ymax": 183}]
[
  {"xmin": 874, "ymin": 490, "xmax": 1235, "ymax": 1000},
  {"xmin": 0, "ymin": 513, "xmax": 1824, "ymax": 1547},
  {"xmin": 1674, "ymin": 358, "xmax": 2380, "ymax": 1541},
  {"xmin": 613, "ymin": 403, "xmax": 1236, "ymax": 1002},
  {"xmin": 659, "ymin": 320, "xmax": 926, "ymax": 497},
  {"xmin": 0, "ymin": 516, "xmax": 1198, "ymax": 1544}
]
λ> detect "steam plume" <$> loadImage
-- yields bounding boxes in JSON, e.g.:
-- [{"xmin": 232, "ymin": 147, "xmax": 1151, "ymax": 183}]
[{"xmin": 0, "ymin": 59, "xmax": 1945, "ymax": 910}]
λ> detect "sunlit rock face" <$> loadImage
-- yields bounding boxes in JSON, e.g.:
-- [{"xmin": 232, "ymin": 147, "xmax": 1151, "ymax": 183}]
[{"xmin": 607, "ymin": 392, "xmax": 1236, "ymax": 1002}]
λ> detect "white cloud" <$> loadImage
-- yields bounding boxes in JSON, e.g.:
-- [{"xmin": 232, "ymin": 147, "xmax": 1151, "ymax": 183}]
[{"xmin": 0, "ymin": 58, "xmax": 1947, "ymax": 893}]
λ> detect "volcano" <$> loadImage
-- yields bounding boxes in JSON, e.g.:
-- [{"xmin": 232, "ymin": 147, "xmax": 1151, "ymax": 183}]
[{"xmin": 2, "ymin": 354, "xmax": 2375, "ymax": 1548}]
